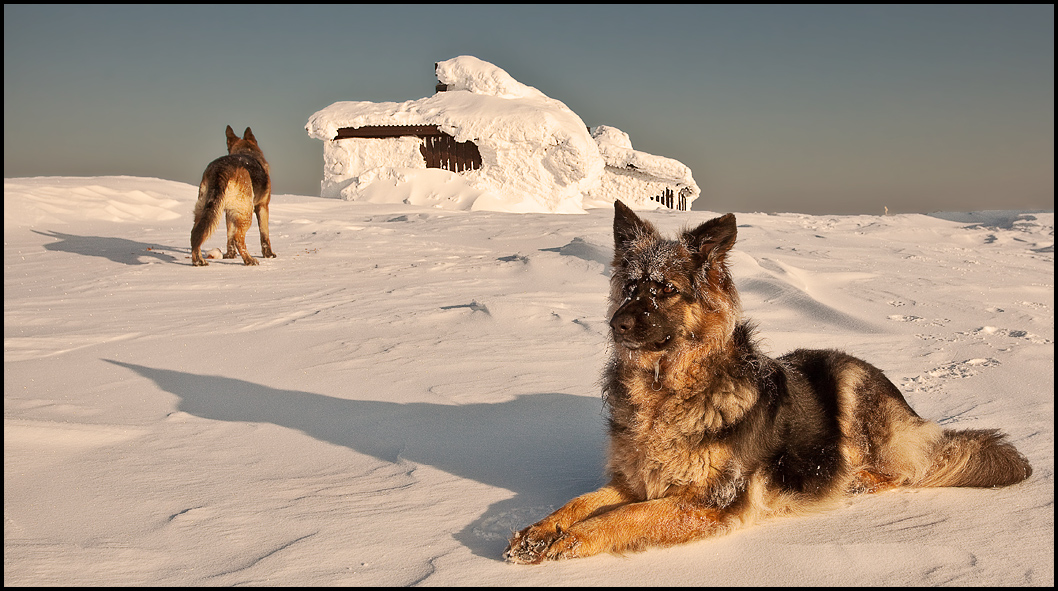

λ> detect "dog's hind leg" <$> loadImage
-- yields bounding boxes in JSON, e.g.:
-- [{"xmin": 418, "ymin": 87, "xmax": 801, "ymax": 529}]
[
  {"xmin": 223, "ymin": 212, "xmax": 240, "ymax": 259},
  {"xmin": 220, "ymin": 172, "xmax": 259, "ymax": 266},
  {"xmin": 255, "ymin": 200, "xmax": 276, "ymax": 258},
  {"xmin": 225, "ymin": 211, "xmax": 258, "ymax": 266}
]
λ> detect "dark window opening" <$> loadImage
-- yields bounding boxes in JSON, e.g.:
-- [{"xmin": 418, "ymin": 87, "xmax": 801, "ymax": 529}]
[{"xmin": 335, "ymin": 125, "xmax": 482, "ymax": 173}]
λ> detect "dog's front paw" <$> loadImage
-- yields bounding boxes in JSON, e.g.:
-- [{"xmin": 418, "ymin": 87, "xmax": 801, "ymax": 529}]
[
  {"xmin": 504, "ymin": 524, "xmax": 564, "ymax": 565},
  {"xmin": 542, "ymin": 530, "xmax": 584, "ymax": 561},
  {"xmin": 503, "ymin": 528, "xmax": 551, "ymax": 565}
]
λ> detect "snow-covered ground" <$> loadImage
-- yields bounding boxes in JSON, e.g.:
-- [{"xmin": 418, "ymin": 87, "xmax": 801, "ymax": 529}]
[{"xmin": 4, "ymin": 175, "xmax": 1053, "ymax": 585}]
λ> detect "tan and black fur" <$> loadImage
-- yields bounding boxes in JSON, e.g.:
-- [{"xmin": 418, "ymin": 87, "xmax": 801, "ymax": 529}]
[
  {"xmin": 504, "ymin": 200, "xmax": 1032, "ymax": 564},
  {"xmin": 191, "ymin": 125, "xmax": 275, "ymax": 266}
]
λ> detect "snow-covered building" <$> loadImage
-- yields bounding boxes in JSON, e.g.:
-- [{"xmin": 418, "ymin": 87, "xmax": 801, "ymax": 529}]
[{"xmin": 305, "ymin": 56, "xmax": 699, "ymax": 213}]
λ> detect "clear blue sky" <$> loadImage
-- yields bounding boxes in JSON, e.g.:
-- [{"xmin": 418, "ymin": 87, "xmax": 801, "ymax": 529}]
[{"xmin": 4, "ymin": 4, "xmax": 1053, "ymax": 214}]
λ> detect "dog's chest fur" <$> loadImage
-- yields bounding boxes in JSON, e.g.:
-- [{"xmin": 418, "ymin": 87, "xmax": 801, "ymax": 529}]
[{"xmin": 605, "ymin": 353, "xmax": 757, "ymax": 501}]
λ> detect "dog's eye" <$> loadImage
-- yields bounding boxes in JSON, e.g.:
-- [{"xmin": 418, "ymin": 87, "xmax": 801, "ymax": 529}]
[{"xmin": 661, "ymin": 283, "xmax": 677, "ymax": 295}]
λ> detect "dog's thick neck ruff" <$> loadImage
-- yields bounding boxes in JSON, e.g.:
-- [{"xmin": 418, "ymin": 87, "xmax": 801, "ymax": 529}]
[
  {"xmin": 602, "ymin": 203, "xmax": 759, "ymax": 500},
  {"xmin": 607, "ymin": 201, "xmax": 740, "ymax": 391}
]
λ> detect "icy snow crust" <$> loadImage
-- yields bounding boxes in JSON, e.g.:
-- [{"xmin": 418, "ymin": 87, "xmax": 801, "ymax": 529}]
[{"xmin": 306, "ymin": 56, "xmax": 700, "ymax": 213}]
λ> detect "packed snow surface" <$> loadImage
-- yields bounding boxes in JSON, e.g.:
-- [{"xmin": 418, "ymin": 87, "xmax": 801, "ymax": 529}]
[{"xmin": 4, "ymin": 176, "xmax": 1053, "ymax": 586}]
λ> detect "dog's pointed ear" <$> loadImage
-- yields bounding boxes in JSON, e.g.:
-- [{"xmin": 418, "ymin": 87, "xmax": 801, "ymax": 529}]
[
  {"xmin": 225, "ymin": 125, "xmax": 238, "ymax": 151},
  {"xmin": 243, "ymin": 127, "xmax": 256, "ymax": 143},
  {"xmin": 684, "ymin": 213, "xmax": 737, "ymax": 264},
  {"xmin": 613, "ymin": 200, "xmax": 657, "ymax": 257}
]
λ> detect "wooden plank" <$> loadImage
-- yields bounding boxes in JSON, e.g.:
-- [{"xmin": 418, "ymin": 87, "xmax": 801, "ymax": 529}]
[
  {"xmin": 335, "ymin": 125, "xmax": 445, "ymax": 139},
  {"xmin": 455, "ymin": 137, "xmax": 465, "ymax": 172}
]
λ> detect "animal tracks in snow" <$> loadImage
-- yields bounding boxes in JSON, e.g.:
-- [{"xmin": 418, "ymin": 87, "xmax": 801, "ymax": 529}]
[
  {"xmin": 900, "ymin": 321, "xmax": 1049, "ymax": 397},
  {"xmin": 961, "ymin": 325, "xmax": 1051, "ymax": 345},
  {"xmin": 900, "ymin": 358, "xmax": 1001, "ymax": 395},
  {"xmin": 471, "ymin": 505, "xmax": 554, "ymax": 542},
  {"xmin": 912, "ymin": 325, "xmax": 1051, "ymax": 346}
]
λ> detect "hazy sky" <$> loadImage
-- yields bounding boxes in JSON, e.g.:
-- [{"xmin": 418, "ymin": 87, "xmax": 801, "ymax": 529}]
[{"xmin": 4, "ymin": 4, "xmax": 1053, "ymax": 214}]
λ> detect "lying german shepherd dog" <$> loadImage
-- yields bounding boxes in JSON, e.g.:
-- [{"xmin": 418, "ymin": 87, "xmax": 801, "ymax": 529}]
[
  {"xmin": 191, "ymin": 125, "xmax": 276, "ymax": 266},
  {"xmin": 504, "ymin": 200, "xmax": 1031, "ymax": 564}
]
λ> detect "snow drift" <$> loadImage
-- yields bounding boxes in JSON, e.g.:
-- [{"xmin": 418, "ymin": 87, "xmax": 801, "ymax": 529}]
[{"xmin": 306, "ymin": 56, "xmax": 700, "ymax": 213}]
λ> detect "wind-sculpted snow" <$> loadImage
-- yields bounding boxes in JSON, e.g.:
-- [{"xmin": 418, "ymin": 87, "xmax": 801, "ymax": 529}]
[{"xmin": 4, "ymin": 176, "xmax": 1052, "ymax": 585}]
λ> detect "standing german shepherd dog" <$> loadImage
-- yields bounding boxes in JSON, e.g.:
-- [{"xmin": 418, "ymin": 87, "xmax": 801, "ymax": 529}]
[
  {"xmin": 504, "ymin": 200, "xmax": 1032, "ymax": 564},
  {"xmin": 191, "ymin": 125, "xmax": 276, "ymax": 266}
]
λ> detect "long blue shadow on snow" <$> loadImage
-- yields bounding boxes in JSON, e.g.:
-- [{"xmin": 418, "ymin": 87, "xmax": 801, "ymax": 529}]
[
  {"xmin": 34, "ymin": 230, "xmax": 180, "ymax": 265},
  {"xmin": 104, "ymin": 360, "xmax": 607, "ymax": 560}
]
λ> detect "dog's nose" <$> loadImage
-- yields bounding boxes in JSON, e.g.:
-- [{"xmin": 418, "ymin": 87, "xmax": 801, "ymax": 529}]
[{"xmin": 610, "ymin": 314, "xmax": 634, "ymax": 335}]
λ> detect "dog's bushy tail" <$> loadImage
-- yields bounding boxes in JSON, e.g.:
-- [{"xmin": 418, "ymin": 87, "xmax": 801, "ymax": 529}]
[
  {"xmin": 191, "ymin": 176, "xmax": 225, "ymax": 248},
  {"xmin": 917, "ymin": 428, "xmax": 1032, "ymax": 488}
]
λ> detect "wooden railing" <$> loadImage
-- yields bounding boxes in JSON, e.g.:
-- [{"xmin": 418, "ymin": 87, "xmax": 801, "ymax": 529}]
[{"xmin": 650, "ymin": 187, "xmax": 688, "ymax": 211}]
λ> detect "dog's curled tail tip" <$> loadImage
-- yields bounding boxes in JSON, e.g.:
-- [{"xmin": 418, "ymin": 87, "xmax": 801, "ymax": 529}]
[{"xmin": 920, "ymin": 428, "xmax": 1032, "ymax": 488}]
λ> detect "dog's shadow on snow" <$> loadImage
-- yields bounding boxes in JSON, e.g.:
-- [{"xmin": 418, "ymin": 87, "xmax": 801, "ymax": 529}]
[
  {"xmin": 34, "ymin": 230, "xmax": 180, "ymax": 265},
  {"xmin": 105, "ymin": 360, "xmax": 607, "ymax": 561}
]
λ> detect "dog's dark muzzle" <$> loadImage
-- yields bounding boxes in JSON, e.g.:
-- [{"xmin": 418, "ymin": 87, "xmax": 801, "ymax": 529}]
[{"xmin": 610, "ymin": 298, "xmax": 674, "ymax": 351}]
